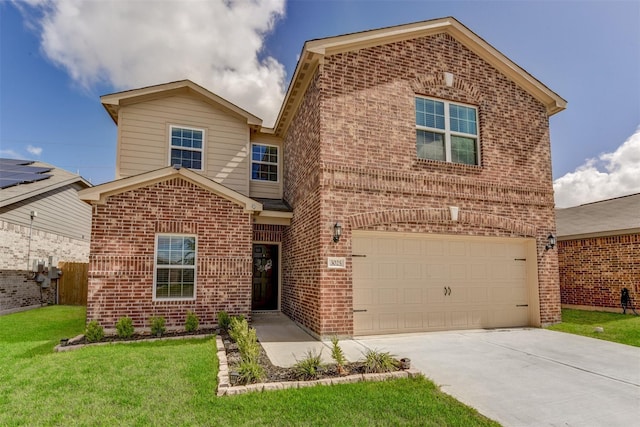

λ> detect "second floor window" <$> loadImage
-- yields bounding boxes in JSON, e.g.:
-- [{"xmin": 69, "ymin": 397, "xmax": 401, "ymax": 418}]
[
  {"xmin": 170, "ymin": 126, "xmax": 204, "ymax": 170},
  {"xmin": 251, "ymin": 143, "xmax": 278, "ymax": 182},
  {"xmin": 416, "ymin": 97, "xmax": 479, "ymax": 166}
]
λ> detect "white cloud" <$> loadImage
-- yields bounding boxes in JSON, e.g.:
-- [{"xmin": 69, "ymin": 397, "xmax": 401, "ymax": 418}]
[
  {"xmin": 0, "ymin": 149, "xmax": 21, "ymax": 159},
  {"xmin": 26, "ymin": 145, "xmax": 43, "ymax": 156},
  {"xmin": 554, "ymin": 127, "xmax": 640, "ymax": 208},
  {"xmin": 18, "ymin": 0, "xmax": 287, "ymax": 126}
]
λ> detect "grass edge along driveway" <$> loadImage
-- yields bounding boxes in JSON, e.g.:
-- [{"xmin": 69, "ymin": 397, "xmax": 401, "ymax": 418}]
[
  {"xmin": 0, "ymin": 306, "xmax": 498, "ymax": 426},
  {"xmin": 546, "ymin": 308, "xmax": 640, "ymax": 347}
]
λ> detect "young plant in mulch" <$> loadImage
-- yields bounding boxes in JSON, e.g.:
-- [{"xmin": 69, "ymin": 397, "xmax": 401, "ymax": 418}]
[
  {"xmin": 115, "ymin": 316, "xmax": 135, "ymax": 339},
  {"xmin": 217, "ymin": 310, "xmax": 231, "ymax": 331},
  {"xmin": 330, "ymin": 336, "xmax": 349, "ymax": 376},
  {"xmin": 184, "ymin": 310, "xmax": 199, "ymax": 333},
  {"xmin": 293, "ymin": 349, "xmax": 326, "ymax": 380},
  {"xmin": 228, "ymin": 316, "xmax": 265, "ymax": 384},
  {"xmin": 149, "ymin": 316, "xmax": 166, "ymax": 337},
  {"xmin": 85, "ymin": 320, "xmax": 105, "ymax": 343},
  {"xmin": 362, "ymin": 349, "xmax": 398, "ymax": 373}
]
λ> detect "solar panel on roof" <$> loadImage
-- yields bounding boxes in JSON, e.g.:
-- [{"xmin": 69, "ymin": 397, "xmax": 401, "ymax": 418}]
[{"xmin": 0, "ymin": 158, "xmax": 54, "ymax": 189}]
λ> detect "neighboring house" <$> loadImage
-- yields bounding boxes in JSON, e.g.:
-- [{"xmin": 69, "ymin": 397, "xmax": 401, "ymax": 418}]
[
  {"xmin": 556, "ymin": 193, "xmax": 640, "ymax": 312},
  {"xmin": 0, "ymin": 159, "xmax": 91, "ymax": 313},
  {"xmin": 79, "ymin": 17, "xmax": 566, "ymax": 337}
]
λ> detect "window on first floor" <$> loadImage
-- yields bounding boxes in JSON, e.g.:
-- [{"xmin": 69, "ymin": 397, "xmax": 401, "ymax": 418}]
[
  {"xmin": 170, "ymin": 125, "xmax": 204, "ymax": 170},
  {"xmin": 415, "ymin": 97, "xmax": 479, "ymax": 166},
  {"xmin": 251, "ymin": 143, "xmax": 279, "ymax": 182},
  {"xmin": 154, "ymin": 234, "xmax": 196, "ymax": 300}
]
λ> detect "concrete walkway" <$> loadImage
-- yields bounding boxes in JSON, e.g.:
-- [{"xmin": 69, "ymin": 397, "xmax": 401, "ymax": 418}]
[{"xmin": 252, "ymin": 313, "xmax": 640, "ymax": 427}]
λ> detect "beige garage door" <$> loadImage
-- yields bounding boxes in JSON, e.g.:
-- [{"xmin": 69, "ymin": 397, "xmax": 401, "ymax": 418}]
[{"xmin": 352, "ymin": 231, "xmax": 539, "ymax": 335}]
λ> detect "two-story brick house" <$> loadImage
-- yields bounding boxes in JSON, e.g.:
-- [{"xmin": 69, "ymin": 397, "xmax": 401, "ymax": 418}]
[{"xmin": 80, "ymin": 17, "xmax": 566, "ymax": 336}]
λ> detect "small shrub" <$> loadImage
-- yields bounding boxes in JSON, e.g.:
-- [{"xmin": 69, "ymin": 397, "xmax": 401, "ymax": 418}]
[
  {"xmin": 228, "ymin": 316, "xmax": 249, "ymax": 343},
  {"xmin": 362, "ymin": 349, "xmax": 398, "ymax": 373},
  {"xmin": 236, "ymin": 328, "xmax": 261, "ymax": 363},
  {"xmin": 184, "ymin": 310, "xmax": 199, "ymax": 333},
  {"xmin": 115, "ymin": 317, "xmax": 134, "ymax": 339},
  {"xmin": 217, "ymin": 311, "xmax": 231, "ymax": 330},
  {"xmin": 330, "ymin": 336, "xmax": 348, "ymax": 375},
  {"xmin": 293, "ymin": 349, "xmax": 325, "ymax": 380},
  {"xmin": 85, "ymin": 320, "xmax": 104, "ymax": 343},
  {"xmin": 236, "ymin": 360, "xmax": 265, "ymax": 385},
  {"xmin": 149, "ymin": 316, "xmax": 166, "ymax": 337}
]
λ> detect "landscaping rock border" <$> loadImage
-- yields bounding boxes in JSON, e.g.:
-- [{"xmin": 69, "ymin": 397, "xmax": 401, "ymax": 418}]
[{"xmin": 215, "ymin": 335, "xmax": 422, "ymax": 397}]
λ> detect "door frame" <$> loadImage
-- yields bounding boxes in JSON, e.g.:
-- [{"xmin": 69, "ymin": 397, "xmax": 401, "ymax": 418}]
[{"xmin": 252, "ymin": 241, "xmax": 281, "ymax": 311}]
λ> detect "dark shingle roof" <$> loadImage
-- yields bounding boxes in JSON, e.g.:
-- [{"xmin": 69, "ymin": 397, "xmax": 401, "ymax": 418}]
[{"xmin": 556, "ymin": 193, "xmax": 640, "ymax": 239}]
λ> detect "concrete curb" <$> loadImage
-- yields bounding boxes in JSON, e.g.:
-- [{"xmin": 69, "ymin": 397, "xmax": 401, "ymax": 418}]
[{"xmin": 216, "ymin": 334, "xmax": 422, "ymax": 396}]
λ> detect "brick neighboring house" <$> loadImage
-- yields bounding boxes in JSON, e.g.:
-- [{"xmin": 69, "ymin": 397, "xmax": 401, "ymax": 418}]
[
  {"xmin": 0, "ymin": 159, "xmax": 91, "ymax": 313},
  {"xmin": 557, "ymin": 193, "xmax": 640, "ymax": 312},
  {"xmin": 80, "ymin": 17, "xmax": 566, "ymax": 336}
]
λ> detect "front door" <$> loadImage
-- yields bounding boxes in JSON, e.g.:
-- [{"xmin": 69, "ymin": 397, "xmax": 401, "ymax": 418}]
[{"xmin": 252, "ymin": 244, "xmax": 279, "ymax": 310}]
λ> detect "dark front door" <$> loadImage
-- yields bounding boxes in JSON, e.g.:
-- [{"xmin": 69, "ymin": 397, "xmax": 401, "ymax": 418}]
[{"xmin": 252, "ymin": 244, "xmax": 279, "ymax": 310}]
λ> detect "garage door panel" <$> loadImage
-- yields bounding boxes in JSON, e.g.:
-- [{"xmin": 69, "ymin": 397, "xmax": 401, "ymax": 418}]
[
  {"xmin": 403, "ymin": 288, "xmax": 423, "ymax": 304},
  {"xmin": 403, "ymin": 313, "xmax": 423, "ymax": 329},
  {"xmin": 353, "ymin": 232, "xmax": 534, "ymax": 335},
  {"xmin": 379, "ymin": 288, "xmax": 398, "ymax": 303}
]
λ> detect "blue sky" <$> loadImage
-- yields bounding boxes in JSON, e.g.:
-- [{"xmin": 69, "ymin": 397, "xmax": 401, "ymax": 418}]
[{"xmin": 1, "ymin": 0, "xmax": 639, "ymax": 207}]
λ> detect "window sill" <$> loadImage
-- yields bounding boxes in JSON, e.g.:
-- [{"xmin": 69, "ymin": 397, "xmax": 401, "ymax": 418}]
[{"xmin": 415, "ymin": 158, "xmax": 483, "ymax": 174}]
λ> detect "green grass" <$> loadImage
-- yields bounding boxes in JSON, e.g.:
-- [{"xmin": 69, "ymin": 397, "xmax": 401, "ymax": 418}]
[
  {"xmin": 0, "ymin": 306, "xmax": 499, "ymax": 426},
  {"xmin": 547, "ymin": 309, "xmax": 640, "ymax": 347}
]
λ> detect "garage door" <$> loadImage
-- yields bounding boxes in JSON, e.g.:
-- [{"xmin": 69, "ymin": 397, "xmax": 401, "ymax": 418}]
[{"xmin": 352, "ymin": 231, "xmax": 538, "ymax": 335}]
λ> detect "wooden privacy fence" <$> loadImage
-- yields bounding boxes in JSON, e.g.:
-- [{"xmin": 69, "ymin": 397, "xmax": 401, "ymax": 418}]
[{"xmin": 58, "ymin": 262, "xmax": 88, "ymax": 305}]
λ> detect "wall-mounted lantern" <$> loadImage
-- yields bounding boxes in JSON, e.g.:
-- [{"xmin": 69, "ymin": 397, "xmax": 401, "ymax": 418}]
[
  {"xmin": 545, "ymin": 234, "xmax": 556, "ymax": 250},
  {"xmin": 333, "ymin": 222, "xmax": 342, "ymax": 243}
]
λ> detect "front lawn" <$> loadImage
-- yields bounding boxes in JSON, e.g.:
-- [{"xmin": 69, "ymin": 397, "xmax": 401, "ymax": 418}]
[
  {"xmin": 547, "ymin": 309, "xmax": 640, "ymax": 347},
  {"xmin": 0, "ymin": 306, "xmax": 498, "ymax": 426}
]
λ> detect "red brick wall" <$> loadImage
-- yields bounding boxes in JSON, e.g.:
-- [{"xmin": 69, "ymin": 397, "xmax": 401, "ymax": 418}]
[
  {"xmin": 87, "ymin": 177, "xmax": 253, "ymax": 330},
  {"xmin": 559, "ymin": 234, "xmax": 640, "ymax": 309},
  {"xmin": 284, "ymin": 32, "xmax": 561, "ymax": 336},
  {"xmin": 282, "ymin": 70, "xmax": 323, "ymax": 332}
]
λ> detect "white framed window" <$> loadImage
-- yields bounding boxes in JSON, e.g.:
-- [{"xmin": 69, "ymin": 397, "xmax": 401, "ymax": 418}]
[
  {"xmin": 154, "ymin": 234, "xmax": 196, "ymax": 300},
  {"xmin": 251, "ymin": 143, "xmax": 279, "ymax": 182},
  {"xmin": 170, "ymin": 125, "xmax": 204, "ymax": 170},
  {"xmin": 415, "ymin": 97, "xmax": 479, "ymax": 166}
]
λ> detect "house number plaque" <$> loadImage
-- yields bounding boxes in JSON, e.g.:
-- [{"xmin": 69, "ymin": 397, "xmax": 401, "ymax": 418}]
[{"xmin": 327, "ymin": 257, "xmax": 346, "ymax": 269}]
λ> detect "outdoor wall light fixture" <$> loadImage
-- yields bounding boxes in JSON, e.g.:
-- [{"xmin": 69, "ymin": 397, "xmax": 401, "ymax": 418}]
[
  {"xmin": 333, "ymin": 222, "xmax": 342, "ymax": 243},
  {"xmin": 545, "ymin": 234, "xmax": 556, "ymax": 250}
]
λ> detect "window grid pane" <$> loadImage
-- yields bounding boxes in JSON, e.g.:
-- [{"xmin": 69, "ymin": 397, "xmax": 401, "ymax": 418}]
[
  {"xmin": 155, "ymin": 235, "xmax": 196, "ymax": 299},
  {"xmin": 416, "ymin": 97, "xmax": 479, "ymax": 166},
  {"xmin": 251, "ymin": 144, "xmax": 278, "ymax": 181},
  {"xmin": 451, "ymin": 136, "xmax": 478, "ymax": 165},
  {"xmin": 170, "ymin": 127, "xmax": 203, "ymax": 169},
  {"xmin": 416, "ymin": 98, "xmax": 445, "ymax": 130},
  {"xmin": 416, "ymin": 130, "xmax": 445, "ymax": 161}
]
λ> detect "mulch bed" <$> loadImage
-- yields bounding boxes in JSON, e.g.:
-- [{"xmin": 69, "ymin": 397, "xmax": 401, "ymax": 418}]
[
  {"xmin": 62, "ymin": 329, "xmax": 217, "ymax": 346},
  {"xmin": 218, "ymin": 329, "xmax": 370, "ymax": 383}
]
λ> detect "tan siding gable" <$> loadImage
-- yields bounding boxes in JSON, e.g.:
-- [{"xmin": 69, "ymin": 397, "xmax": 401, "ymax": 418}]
[
  {"xmin": 0, "ymin": 184, "xmax": 91, "ymax": 241},
  {"xmin": 116, "ymin": 94, "xmax": 249, "ymax": 195}
]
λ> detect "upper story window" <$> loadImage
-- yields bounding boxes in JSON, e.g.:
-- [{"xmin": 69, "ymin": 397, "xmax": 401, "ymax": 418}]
[
  {"xmin": 415, "ymin": 97, "xmax": 479, "ymax": 166},
  {"xmin": 251, "ymin": 143, "xmax": 278, "ymax": 182},
  {"xmin": 170, "ymin": 125, "xmax": 204, "ymax": 170},
  {"xmin": 154, "ymin": 234, "xmax": 196, "ymax": 300}
]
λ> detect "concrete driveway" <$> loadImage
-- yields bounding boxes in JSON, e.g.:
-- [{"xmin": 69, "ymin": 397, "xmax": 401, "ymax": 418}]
[
  {"xmin": 253, "ymin": 314, "xmax": 639, "ymax": 426},
  {"xmin": 355, "ymin": 328, "xmax": 640, "ymax": 427}
]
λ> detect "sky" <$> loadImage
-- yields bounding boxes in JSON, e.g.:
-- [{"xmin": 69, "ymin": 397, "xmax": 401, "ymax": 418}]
[{"xmin": 1, "ymin": 0, "xmax": 638, "ymax": 208}]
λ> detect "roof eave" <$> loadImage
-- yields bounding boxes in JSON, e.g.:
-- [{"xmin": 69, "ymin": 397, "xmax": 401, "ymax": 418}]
[{"xmin": 78, "ymin": 167, "xmax": 262, "ymax": 213}]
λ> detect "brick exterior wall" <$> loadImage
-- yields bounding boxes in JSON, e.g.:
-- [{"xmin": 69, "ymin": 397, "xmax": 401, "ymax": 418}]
[
  {"xmin": 0, "ymin": 219, "xmax": 88, "ymax": 312},
  {"xmin": 559, "ymin": 234, "xmax": 640, "ymax": 310},
  {"xmin": 283, "ymin": 33, "xmax": 561, "ymax": 336},
  {"xmin": 86, "ymin": 177, "xmax": 253, "ymax": 330}
]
